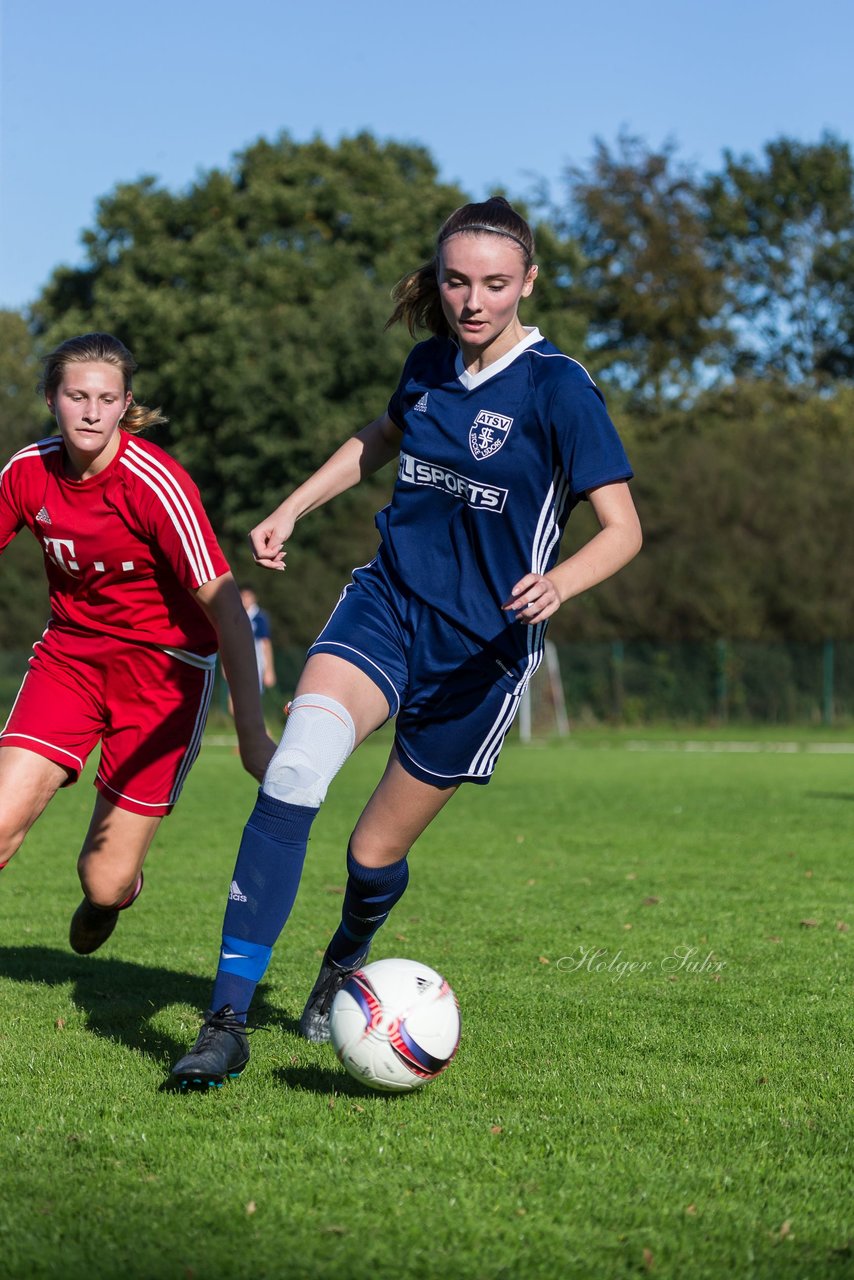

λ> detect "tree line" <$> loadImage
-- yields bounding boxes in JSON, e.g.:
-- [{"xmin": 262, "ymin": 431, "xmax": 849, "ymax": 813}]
[{"xmin": 1, "ymin": 130, "xmax": 852, "ymax": 651}]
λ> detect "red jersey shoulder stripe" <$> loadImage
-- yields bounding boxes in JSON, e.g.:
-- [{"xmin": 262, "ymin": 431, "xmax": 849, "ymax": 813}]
[
  {"xmin": 120, "ymin": 439, "xmax": 217, "ymax": 585},
  {"xmin": 1, "ymin": 437, "xmax": 62, "ymax": 485}
]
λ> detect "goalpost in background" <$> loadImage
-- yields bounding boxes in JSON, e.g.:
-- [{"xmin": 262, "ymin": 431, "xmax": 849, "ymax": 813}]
[{"xmin": 519, "ymin": 639, "xmax": 570, "ymax": 742}]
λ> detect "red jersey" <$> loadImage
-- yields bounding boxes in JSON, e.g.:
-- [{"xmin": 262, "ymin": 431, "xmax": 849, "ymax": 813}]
[{"xmin": 0, "ymin": 432, "xmax": 230, "ymax": 655}]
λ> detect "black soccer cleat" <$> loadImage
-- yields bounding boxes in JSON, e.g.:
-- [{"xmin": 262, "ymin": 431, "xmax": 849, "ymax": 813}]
[
  {"xmin": 170, "ymin": 1006, "xmax": 250, "ymax": 1090},
  {"xmin": 69, "ymin": 873, "xmax": 143, "ymax": 956},
  {"xmin": 69, "ymin": 899, "xmax": 120, "ymax": 955},
  {"xmin": 299, "ymin": 950, "xmax": 370, "ymax": 1044}
]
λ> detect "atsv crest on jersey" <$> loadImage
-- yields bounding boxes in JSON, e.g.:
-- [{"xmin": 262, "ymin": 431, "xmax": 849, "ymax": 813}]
[{"xmin": 469, "ymin": 409, "xmax": 513, "ymax": 461}]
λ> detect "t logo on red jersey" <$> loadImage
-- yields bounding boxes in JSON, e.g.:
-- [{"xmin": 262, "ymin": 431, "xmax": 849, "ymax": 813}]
[{"xmin": 43, "ymin": 536, "xmax": 81, "ymax": 575}]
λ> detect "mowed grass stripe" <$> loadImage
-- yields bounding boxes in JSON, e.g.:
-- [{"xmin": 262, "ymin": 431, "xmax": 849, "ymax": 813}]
[{"xmin": 0, "ymin": 733, "xmax": 851, "ymax": 1279}]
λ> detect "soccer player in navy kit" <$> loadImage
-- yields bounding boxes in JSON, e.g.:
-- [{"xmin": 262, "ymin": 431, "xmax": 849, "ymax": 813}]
[
  {"xmin": 0, "ymin": 333, "xmax": 274, "ymax": 956},
  {"xmin": 171, "ymin": 197, "xmax": 642, "ymax": 1087}
]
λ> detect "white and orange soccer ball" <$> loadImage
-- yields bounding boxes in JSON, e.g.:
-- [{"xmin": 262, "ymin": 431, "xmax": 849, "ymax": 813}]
[{"xmin": 329, "ymin": 957, "xmax": 461, "ymax": 1093}]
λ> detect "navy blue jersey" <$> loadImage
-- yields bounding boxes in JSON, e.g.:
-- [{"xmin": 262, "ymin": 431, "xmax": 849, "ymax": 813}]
[{"xmin": 380, "ymin": 328, "xmax": 632, "ymax": 673}]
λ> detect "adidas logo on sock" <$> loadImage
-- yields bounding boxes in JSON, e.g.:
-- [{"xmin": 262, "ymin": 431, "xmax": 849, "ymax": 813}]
[
  {"xmin": 414, "ymin": 393, "xmax": 429, "ymax": 413},
  {"xmin": 36, "ymin": 506, "xmax": 51, "ymax": 525},
  {"xmin": 228, "ymin": 879, "xmax": 248, "ymax": 902}
]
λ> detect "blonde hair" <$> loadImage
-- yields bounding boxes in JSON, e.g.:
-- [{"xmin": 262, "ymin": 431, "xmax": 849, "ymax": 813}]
[
  {"xmin": 386, "ymin": 196, "xmax": 535, "ymax": 338},
  {"xmin": 39, "ymin": 333, "xmax": 167, "ymax": 433}
]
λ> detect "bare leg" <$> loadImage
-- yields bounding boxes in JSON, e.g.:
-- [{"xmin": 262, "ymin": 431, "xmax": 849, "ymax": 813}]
[
  {"xmin": 299, "ymin": 750, "xmax": 457, "ymax": 1040},
  {"xmin": 77, "ymin": 793, "xmax": 162, "ymax": 909},
  {"xmin": 293, "ymin": 654, "xmax": 458, "ymax": 859},
  {"xmin": 69, "ymin": 796, "xmax": 163, "ymax": 954},
  {"xmin": 0, "ymin": 747, "xmax": 70, "ymax": 868},
  {"xmin": 293, "ymin": 653, "xmax": 390, "ymax": 745},
  {"xmin": 350, "ymin": 749, "xmax": 458, "ymax": 866}
]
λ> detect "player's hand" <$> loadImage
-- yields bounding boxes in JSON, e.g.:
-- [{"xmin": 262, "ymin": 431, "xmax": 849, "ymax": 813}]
[
  {"xmin": 239, "ymin": 730, "xmax": 277, "ymax": 783},
  {"xmin": 249, "ymin": 505, "xmax": 296, "ymax": 571},
  {"xmin": 503, "ymin": 573, "xmax": 561, "ymax": 625}
]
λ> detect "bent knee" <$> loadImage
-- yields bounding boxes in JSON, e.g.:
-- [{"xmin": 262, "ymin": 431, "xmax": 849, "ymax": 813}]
[
  {"xmin": 348, "ymin": 831, "xmax": 409, "ymax": 868},
  {"xmin": 0, "ymin": 824, "xmax": 31, "ymax": 868},
  {"xmin": 79, "ymin": 878, "xmax": 139, "ymax": 912},
  {"xmin": 263, "ymin": 694, "xmax": 356, "ymax": 807}
]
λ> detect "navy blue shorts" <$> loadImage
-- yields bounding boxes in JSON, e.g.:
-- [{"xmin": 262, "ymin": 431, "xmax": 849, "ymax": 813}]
[{"xmin": 308, "ymin": 559, "xmax": 527, "ymax": 787}]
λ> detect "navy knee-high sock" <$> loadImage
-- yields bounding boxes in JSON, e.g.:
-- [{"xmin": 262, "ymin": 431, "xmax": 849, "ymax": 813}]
[
  {"xmin": 210, "ymin": 789, "xmax": 319, "ymax": 1020},
  {"xmin": 326, "ymin": 846, "xmax": 410, "ymax": 969}
]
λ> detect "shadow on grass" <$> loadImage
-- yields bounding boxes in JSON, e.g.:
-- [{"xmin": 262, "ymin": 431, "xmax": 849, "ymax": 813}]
[
  {"xmin": 273, "ymin": 1062, "xmax": 398, "ymax": 1100},
  {"xmin": 0, "ymin": 944, "xmax": 278, "ymax": 1068},
  {"xmin": 805, "ymin": 790, "xmax": 854, "ymax": 802},
  {"xmin": 0, "ymin": 946, "xmax": 373, "ymax": 1096}
]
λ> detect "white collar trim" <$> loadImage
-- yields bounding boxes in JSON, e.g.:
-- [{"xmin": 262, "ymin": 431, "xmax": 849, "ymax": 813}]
[{"xmin": 455, "ymin": 327, "xmax": 542, "ymax": 390}]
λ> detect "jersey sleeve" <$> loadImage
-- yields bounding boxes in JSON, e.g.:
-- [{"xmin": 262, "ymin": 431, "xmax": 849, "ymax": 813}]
[
  {"xmin": 121, "ymin": 442, "xmax": 230, "ymax": 590},
  {"xmin": 550, "ymin": 378, "xmax": 633, "ymax": 499},
  {"xmin": 254, "ymin": 609, "xmax": 272, "ymax": 641},
  {"xmin": 387, "ymin": 339, "xmax": 444, "ymax": 429},
  {"xmin": 387, "ymin": 348, "xmax": 420, "ymax": 430},
  {"xmin": 0, "ymin": 456, "xmax": 26, "ymax": 554}
]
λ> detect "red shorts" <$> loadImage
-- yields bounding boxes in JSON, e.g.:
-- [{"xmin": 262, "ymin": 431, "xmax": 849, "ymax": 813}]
[{"xmin": 0, "ymin": 625, "xmax": 215, "ymax": 816}]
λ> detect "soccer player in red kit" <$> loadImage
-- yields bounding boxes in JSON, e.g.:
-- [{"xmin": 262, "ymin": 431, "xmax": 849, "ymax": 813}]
[{"xmin": 0, "ymin": 333, "xmax": 274, "ymax": 954}]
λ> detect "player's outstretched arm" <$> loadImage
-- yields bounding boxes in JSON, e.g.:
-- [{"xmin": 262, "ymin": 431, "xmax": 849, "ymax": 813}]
[
  {"xmin": 504, "ymin": 481, "xmax": 642, "ymax": 626},
  {"xmin": 195, "ymin": 573, "xmax": 276, "ymax": 780},
  {"xmin": 250, "ymin": 413, "xmax": 402, "ymax": 570}
]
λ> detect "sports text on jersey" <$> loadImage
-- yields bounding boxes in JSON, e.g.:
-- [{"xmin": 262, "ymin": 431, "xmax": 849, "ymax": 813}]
[
  {"xmin": 398, "ymin": 451, "xmax": 508, "ymax": 512},
  {"xmin": 469, "ymin": 409, "xmax": 513, "ymax": 461}
]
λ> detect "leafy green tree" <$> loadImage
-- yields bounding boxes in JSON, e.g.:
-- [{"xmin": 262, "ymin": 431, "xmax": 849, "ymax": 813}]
[
  {"xmin": 28, "ymin": 127, "xmax": 854, "ymax": 660},
  {"xmin": 32, "ymin": 135, "xmax": 469, "ymax": 537},
  {"xmin": 704, "ymin": 134, "xmax": 854, "ymax": 383},
  {"xmin": 555, "ymin": 381, "xmax": 854, "ymax": 645},
  {"xmin": 29, "ymin": 135, "xmax": 469, "ymax": 643},
  {"xmin": 0, "ymin": 310, "xmax": 47, "ymax": 457},
  {"xmin": 30, "ymin": 133, "xmax": 588, "ymax": 648},
  {"xmin": 560, "ymin": 133, "xmax": 729, "ymax": 406},
  {"xmin": 0, "ymin": 311, "xmax": 52, "ymax": 649}
]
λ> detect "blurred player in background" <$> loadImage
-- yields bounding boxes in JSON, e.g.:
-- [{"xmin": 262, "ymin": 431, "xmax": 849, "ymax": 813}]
[
  {"xmin": 240, "ymin": 586, "xmax": 277, "ymax": 693},
  {"xmin": 0, "ymin": 333, "xmax": 274, "ymax": 955},
  {"xmin": 227, "ymin": 586, "xmax": 277, "ymax": 716},
  {"xmin": 172, "ymin": 197, "xmax": 641, "ymax": 1088}
]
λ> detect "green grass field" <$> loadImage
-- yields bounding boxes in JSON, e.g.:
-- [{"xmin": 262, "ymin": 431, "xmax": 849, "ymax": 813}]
[{"xmin": 1, "ymin": 728, "xmax": 853, "ymax": 1280}]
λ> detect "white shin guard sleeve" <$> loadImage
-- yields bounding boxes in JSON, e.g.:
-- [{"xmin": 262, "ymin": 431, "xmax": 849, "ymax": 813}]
[{"xmin": 262, "ymin": 693, "xmax": 356, "ymax": 807}]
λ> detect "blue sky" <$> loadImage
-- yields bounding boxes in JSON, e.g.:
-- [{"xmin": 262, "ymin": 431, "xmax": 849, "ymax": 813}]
[{"xmin": 1, "ymin": 0, "xmax": 852, "ymax": 310}]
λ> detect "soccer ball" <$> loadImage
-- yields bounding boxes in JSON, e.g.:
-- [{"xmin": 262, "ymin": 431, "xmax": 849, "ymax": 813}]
[{"xmin": 329, "ymin": 957, "xmax": 461, "ymax": 1093}]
